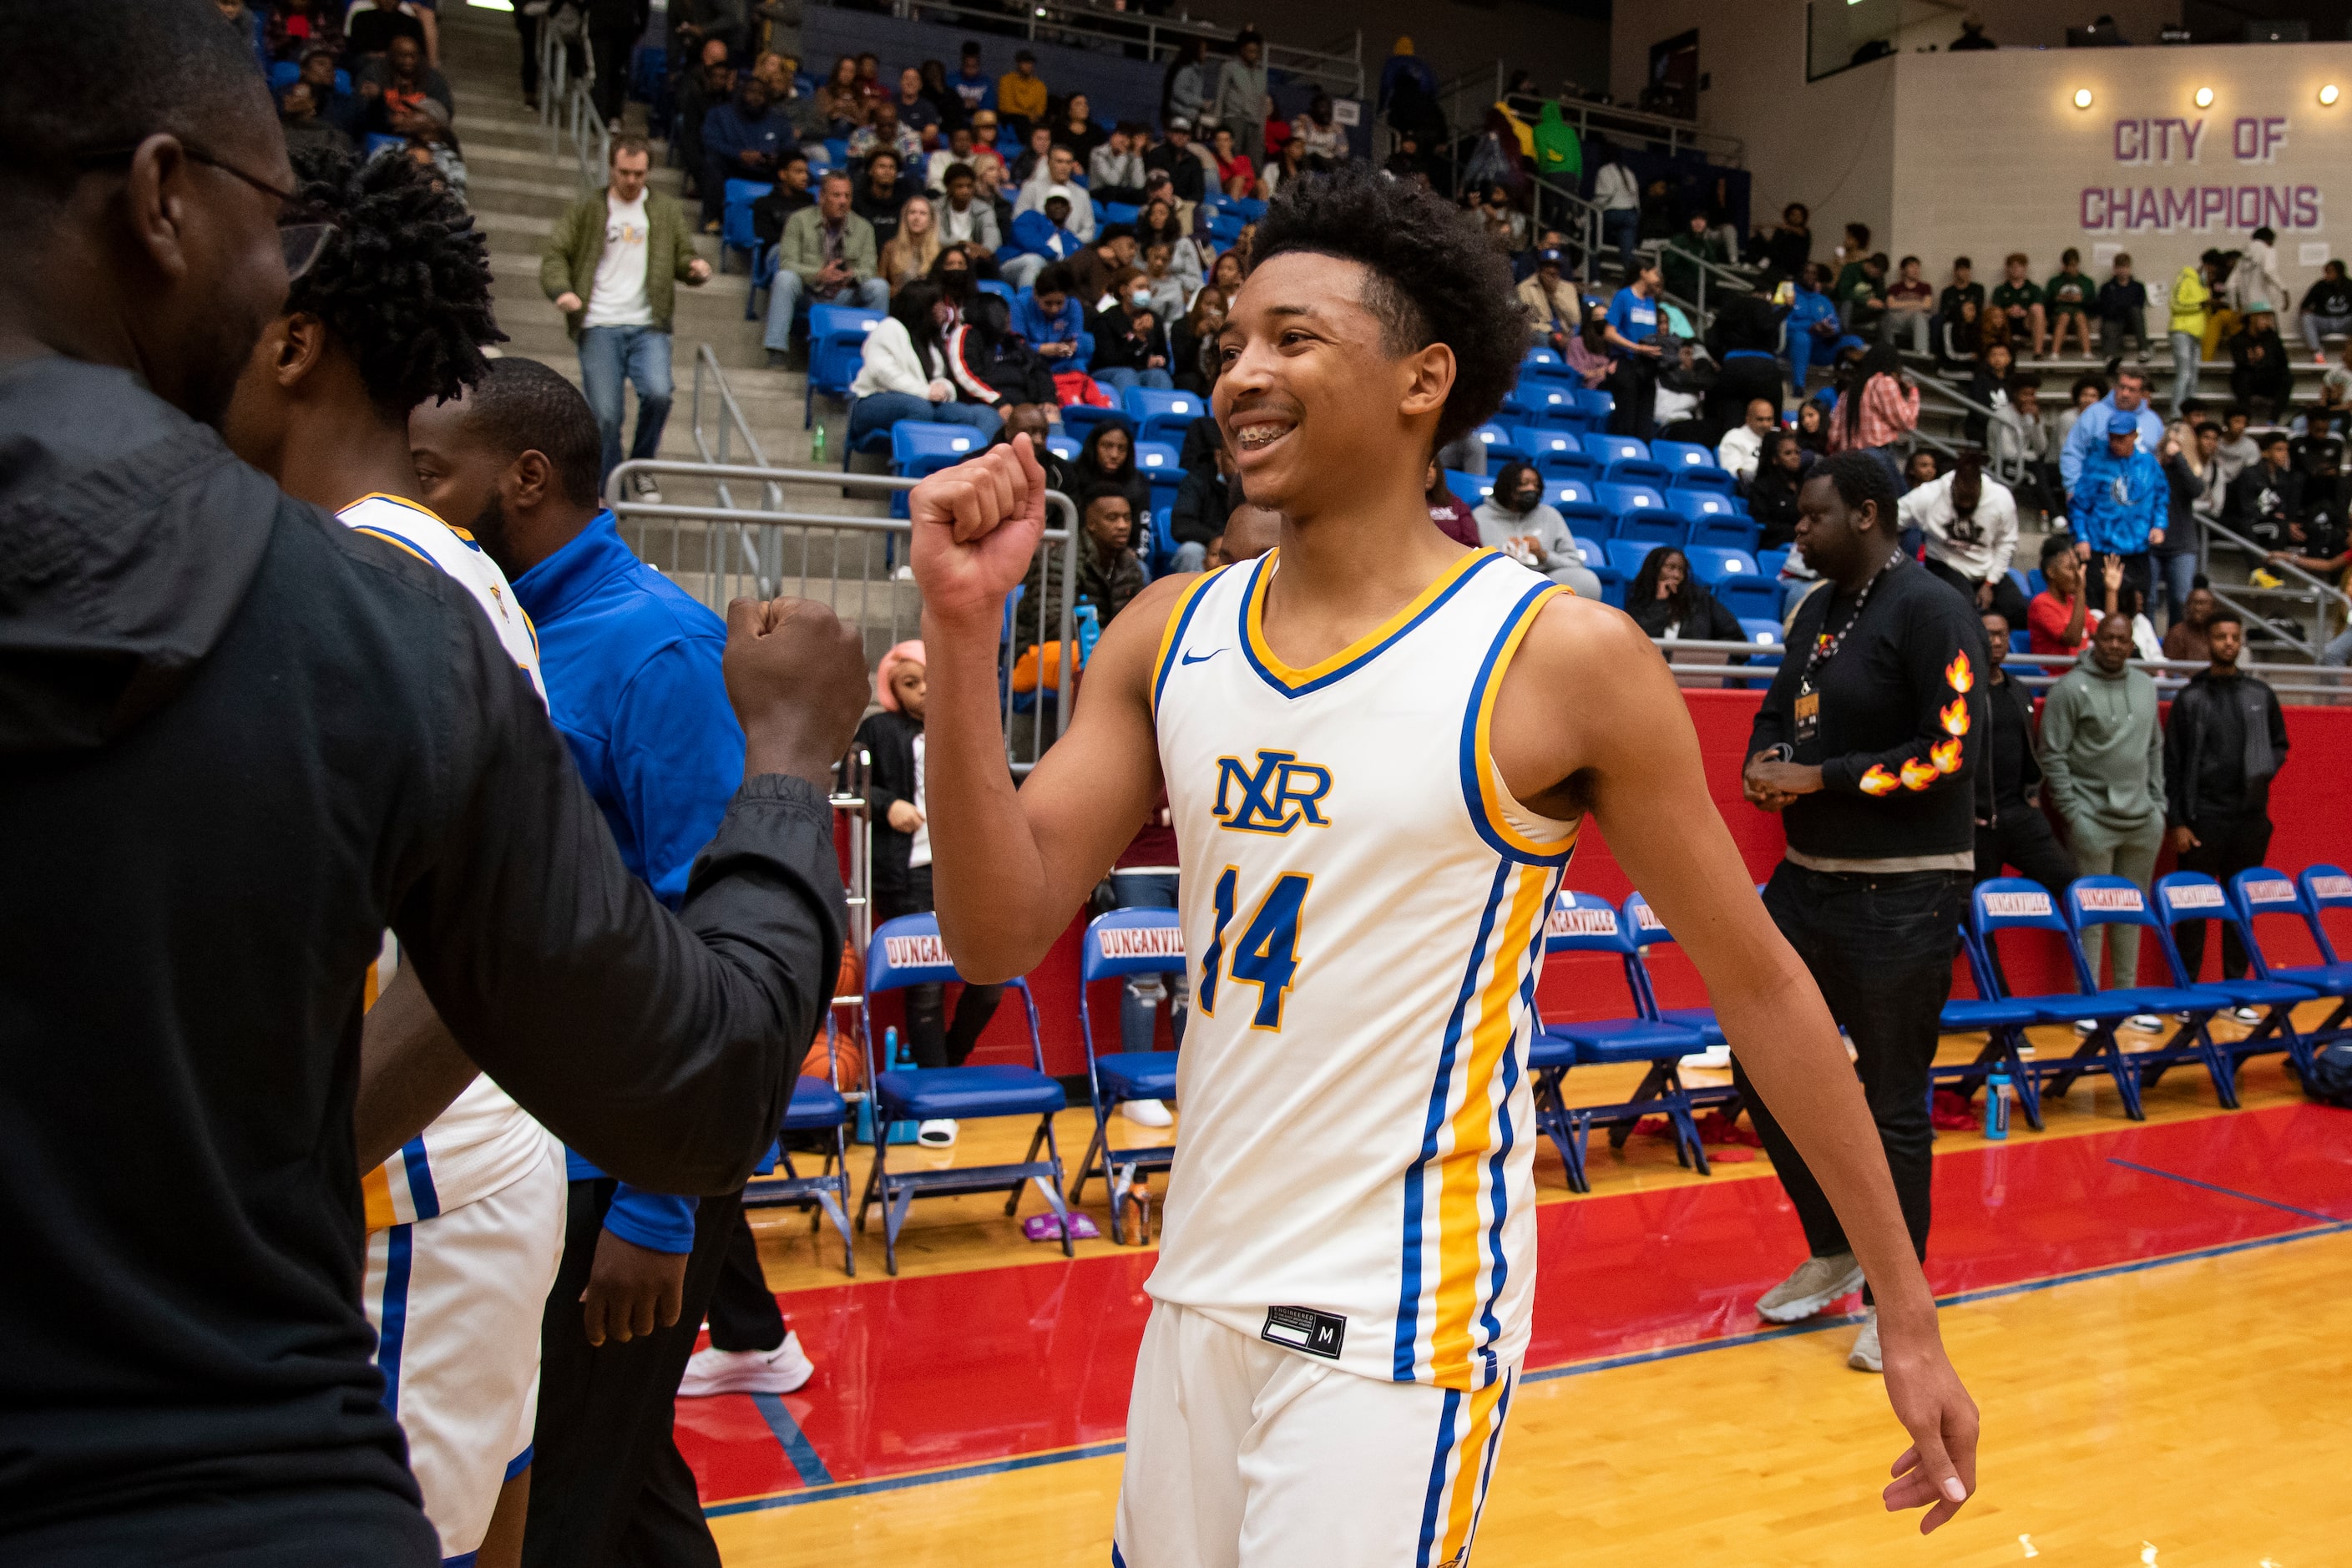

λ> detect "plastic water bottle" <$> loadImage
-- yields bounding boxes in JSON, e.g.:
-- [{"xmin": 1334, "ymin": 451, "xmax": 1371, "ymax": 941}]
[
  {"xmin": 1984, "ymin": 1072, "xmax": 2011, "ymax": 1141},
  {"xmin": 811, "ymin": 420, "xmax": 827, "ymax": 464},
  {"xmin": 1074, "ymin": 602, "xmax": 1101, "ymax": 668}
]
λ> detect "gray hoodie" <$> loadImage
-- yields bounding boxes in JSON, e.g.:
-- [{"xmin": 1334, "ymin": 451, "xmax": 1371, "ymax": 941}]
[{"xmin": 2038, "ymin": 647, "xmax": 2166, "ymax": 830}]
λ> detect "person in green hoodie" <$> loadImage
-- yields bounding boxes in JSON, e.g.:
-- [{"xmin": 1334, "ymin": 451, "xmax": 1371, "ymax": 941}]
[{"xmin": 2037, "ymin": 608, "xmax": 2167, "ymax": 1009}]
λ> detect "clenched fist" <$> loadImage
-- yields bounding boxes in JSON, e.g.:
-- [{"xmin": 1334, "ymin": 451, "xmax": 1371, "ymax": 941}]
[
  {"xmin": 722, "ymin": 595, "xmax": 870, "ymax": 787},
  {"xmin": 909, "ymin": 434, "xmax": 1050, "ymax": 631}
]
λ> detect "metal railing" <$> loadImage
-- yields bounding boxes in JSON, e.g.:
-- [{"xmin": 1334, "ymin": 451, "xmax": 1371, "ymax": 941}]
[
  {"xmin": 2198, "ymin": 515, "xmax": 2349, "ymax": 659},
  {"xmin": 1647, "ymin": 637, "xmax": 2351, "ymax": 701},
  {"xmin": 537, "ymin": 15, "xmax": 608, "ymax": 186},
  {"xmin": 871, "ymin": 0, "xmax": 1365, "ymax": 99}
]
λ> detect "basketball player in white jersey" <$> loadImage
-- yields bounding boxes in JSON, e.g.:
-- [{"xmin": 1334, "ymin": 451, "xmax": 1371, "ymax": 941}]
[
  {"xmin": 221, "ymin": 149, "xmax": 556, "ymax": 1568},
  {"xmin": 908, "ymin": 169, "xmax": 1980, "ymax": 1564}
]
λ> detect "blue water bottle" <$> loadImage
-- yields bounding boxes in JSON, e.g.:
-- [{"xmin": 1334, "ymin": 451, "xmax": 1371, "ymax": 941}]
[
  {"xmin": 1984, "ymin": 1072, "xmax": 2011, "ymax": 1141},
  {"xmin": 1074, "ymin": 602, "xmax": 1101, "ymax": 668}
]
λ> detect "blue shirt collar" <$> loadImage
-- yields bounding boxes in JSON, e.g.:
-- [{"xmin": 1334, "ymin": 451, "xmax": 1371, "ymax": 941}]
[{"xmin": 512, "ymin": 509, "xmax": 635, "ymax": 625}]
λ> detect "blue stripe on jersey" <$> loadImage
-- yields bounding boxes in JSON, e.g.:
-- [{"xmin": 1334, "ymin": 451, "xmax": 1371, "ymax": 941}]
[
  {"xmin": 1458, "ymin": 579, "xmax": 1577, "ymax": 867},
  {"xmin": 1394, "ymin": 859, "xmax": 1513, "ymax": 1382},
  {"xmin": 504, "ymin": 1444, "xmax": 535, "ymax": 1480},
  {"xmin": 399, "ymin": 1136, "xmax": 442, "ymax": 1220},
  {"xmin": 1467, "ymin": 1372, "xmax": 1515, "ymax": 1553},
  {"xmin": 1238, "ymin": 550, "xmax": 1503, "ymax": 700},
  {"xmin": 1111, "ymin": 1544, "xmax": 1129, "ymax": 1568},
  {"xmin": 1150, "ymin": 567, "xmax": 1223, "ymax": 715},
  {"xmin": 376, "ymin": 1222, "xmax": 414, "ymax": 1418},
  {"xmin": 1474, "ymin": 918, "xmax": 1549, "ymax": 1383},
  {"xmin": 346, "ymin": 523, "xmax": 434, "ymax": 565},
  {"xmin": 1414, "ymin": 1385, "xmax": 1464, "ymax": 1568},
  {"xmin": 442, "ymin": 1554, "xmax": 479, "ymax": 1568}
]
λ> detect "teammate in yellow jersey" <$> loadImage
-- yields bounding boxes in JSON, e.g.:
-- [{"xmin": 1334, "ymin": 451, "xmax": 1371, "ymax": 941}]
[
  {"xmin": 908, "ymin": 168, "xmax": 1980, "ymax": 1566},
  {"xmin": 221, "ymin": 147, "xmax": 553, "ymax": 1568}
]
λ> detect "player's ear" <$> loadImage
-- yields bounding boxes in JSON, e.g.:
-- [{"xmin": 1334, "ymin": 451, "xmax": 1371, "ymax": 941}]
[
  {"xmin": 508, "ymin": 448, "xmax": 554, "ymax": 510},
  {"xmin": 1397, "ymin": 340, "xmax": 1454, "ymax": 425},
  {"xmin": 272, "ymin": 313, "xmax": 327, "ymax": 388}
]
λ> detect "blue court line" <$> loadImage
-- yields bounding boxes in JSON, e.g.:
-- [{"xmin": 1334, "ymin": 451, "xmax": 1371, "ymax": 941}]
[
  {"xmin": 702, "ymin": 1219, "xmax": 2350, "ymax": 1519},
  {"xmin": 748, "ymin": 1393, "xmax": 835, "ymax": 1488},
  {"xmin": 2104, "ymin": 1157, "xmax": 2346, "ymax": 1224}
]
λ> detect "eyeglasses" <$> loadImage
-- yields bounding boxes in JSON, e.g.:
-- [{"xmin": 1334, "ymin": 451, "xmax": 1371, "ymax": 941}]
[{"xmin": 73, "ymin": 143, "xmax": 336, "ymax": 281}]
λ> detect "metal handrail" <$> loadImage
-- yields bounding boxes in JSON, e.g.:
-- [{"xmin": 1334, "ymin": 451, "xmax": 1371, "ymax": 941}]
[
  {"xmin": 1498, "ymin": 91, "xmax": 1743, "ymax": 167},
  {"xmin": 2197, "ymin": 515, "xmax": 2348, "ymax": 657},
  {"xmin": 1647, "ymin": 637, "xmax": 2351, "ymax": 701},
  {"xmin": 604, "ymin": 458, "xmax": 1087, "ymax": 766},
  {"xmin": 537, "ymin": 16, "xmax": 607, "ymax": 186}
]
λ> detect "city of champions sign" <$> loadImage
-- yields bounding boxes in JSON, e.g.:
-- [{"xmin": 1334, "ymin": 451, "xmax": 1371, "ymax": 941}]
[{"xmin": 2081, "ymin": 114, "xmax": 2321, "ymax": 234}]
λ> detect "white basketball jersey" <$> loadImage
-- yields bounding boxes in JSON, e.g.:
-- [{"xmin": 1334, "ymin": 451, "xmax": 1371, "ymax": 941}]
[
  {"xmin": 1144, "ymin": 549, "xmax": 1577, "ymax": 1392},
  {"xmin": 341, "ymin": 495, "xmax": 556, "ymax": 1227}
]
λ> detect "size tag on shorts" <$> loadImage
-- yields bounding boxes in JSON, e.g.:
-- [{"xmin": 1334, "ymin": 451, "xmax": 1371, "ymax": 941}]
[{"xmin": 1261, "ymin": 1305, "xmax": 1347, "ymax": 1359}]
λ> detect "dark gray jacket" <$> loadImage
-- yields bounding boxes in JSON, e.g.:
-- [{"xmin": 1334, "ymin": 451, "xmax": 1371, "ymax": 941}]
[{"xmin": 0, "ymin": 357, "xmax": 842, "ymax": 1555}]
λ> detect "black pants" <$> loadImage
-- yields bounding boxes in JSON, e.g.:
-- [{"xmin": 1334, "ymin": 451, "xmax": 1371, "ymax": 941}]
[
  {"xmin": 1707, "ymin": 352, "xmax": 1784, "ymax": 434},
  {"xmin": 1923, "ymin": 556, "xmax": 2030, "ymax": 626},
  {"xmin": 704, "ymin": 1206, "xmax": 787, "ymax": 1353},
  {"xmin": 2175, "ymin": 813, "xmax": 2274, "ymax": 979},
  {"xmin": 1732, "ymin": 863, "xmax": 1965, "ymax": 1288},
  {"xmin": 1606, "ymin": 354, "xmax": 1658, "ymax": 441},
  {"xmin": 877, "ymin": 866, "xmax": 1004, "ymax": 1070},
  {"xmin": 1975, "ymin": 805, "xmax": 2076, "ymax": 896},
  {"xmin": 592, "ymin": 28, "xmax": 639, "ymax": 124},
  {"xmin": 524, "ymin": 1182, "xmax": 741, "ymax": 1568}
]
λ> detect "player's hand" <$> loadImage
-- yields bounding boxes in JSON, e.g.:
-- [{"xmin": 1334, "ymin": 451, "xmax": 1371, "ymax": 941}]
[
  {"xmin": 722, "ymin": 595, "xmax": 869, "ymax": 787},
  {"xmin": 579, "ymin": 1227, "xmax": 689, "ymax": 1347},
  {"xmin": 911, "ymin": 434, "xmax": 1049, "ymax": 632},
  {"xmin": 1877, "ymin": 1313, "xmax": 1979, "ymax": 1533}
]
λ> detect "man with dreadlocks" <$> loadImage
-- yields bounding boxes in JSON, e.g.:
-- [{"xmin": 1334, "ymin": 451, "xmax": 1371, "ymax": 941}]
[{"xmin": 220, "ymin": 148, "xmax": 549, "ymax": 1568}]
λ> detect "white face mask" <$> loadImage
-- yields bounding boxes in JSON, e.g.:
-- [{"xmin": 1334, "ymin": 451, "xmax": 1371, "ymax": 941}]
[{"xmin": 1130, "ymin": 289, "xmax": 1151, "ymax": 309}]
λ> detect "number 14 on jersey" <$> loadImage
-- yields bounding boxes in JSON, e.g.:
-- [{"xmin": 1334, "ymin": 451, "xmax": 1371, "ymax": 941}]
[{"xmin": 1198, "ymin": 867, "xmax": 1311, "ymax": 1030}]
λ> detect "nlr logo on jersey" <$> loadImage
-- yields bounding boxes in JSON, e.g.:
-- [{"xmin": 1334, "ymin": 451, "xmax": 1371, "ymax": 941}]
[{"xmin": 1211, "ymin": 749, "xmax": 1334, "ymax": 835}]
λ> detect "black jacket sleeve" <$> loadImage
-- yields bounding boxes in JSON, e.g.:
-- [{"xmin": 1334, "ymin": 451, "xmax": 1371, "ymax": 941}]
[
  {"xmin": 391, "ymin": 596, "xmax": 847, "ymax": 1196},
  {"xmin": 1817, "ymin": 589, "xmax": 1985, "ymax": 799}
]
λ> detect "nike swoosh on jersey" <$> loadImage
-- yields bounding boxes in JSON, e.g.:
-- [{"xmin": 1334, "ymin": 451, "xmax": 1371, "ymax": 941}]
[{"xmin": 1181, "ymin": 648, "xmax": 1225, "ymax": 665}]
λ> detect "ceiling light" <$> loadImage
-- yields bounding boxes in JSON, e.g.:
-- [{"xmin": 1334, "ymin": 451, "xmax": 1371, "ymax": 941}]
[
  {"xmin": 2073, "ymin": 88, "xmax": 2093, "ymax": 109},
  {"xmin": 2193, "ymin": 86, "xmax": 2213, "ymax": 109},
  {"xmin": 2323, "ymin": 83, "xmax": 2342, "ymax": 107}
]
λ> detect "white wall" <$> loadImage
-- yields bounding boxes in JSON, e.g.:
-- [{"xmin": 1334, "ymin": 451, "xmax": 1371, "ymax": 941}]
[{"xmin": 1177, "ymin": 0, "xmax": 1611, "ymax": 104}]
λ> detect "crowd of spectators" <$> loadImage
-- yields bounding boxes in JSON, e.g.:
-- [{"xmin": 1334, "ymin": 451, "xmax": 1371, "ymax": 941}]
[{"xmin": 233, "ymin": 0, "xmax": 471, "ymax": 200}]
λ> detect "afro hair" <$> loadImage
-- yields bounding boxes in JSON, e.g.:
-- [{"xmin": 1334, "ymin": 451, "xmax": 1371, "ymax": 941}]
[
  {"xmin": 286, "ymin": 146, "xmax": 503, "ymax": 416},
  {"xmin": 1247, "ymin": 164, "xmax": 1523, "ymax": 453}
]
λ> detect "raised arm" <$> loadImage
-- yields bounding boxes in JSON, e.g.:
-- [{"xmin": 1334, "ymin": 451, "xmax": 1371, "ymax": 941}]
[
  {"xmin": 1493, "ymin": 598, "xmax": 1979, "ymax": 1534},
  {"xmin": 908, "ymin": 436, "xmax": 1181, "ymax": 979}
]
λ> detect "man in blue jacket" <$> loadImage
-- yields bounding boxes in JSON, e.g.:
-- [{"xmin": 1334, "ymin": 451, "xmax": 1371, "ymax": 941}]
[
  {"xmin": 2058, "ymin": 362, "xmax": 2165, "ymax": 501},
  {"xmin": 1010, "ymin": 260, "xmax": 1094, "ymax": 366},
  {"xmin": 2070, "ymin": 410, "xmax": 2167, "ymax": 611},
  {"xmin": 700, "ymin": 74, "xmax": 798, "ymax": 227},
  {"xmin": 408, "ymin": 358, "xmax": 775, "ymax": 1568},
  {"xmin": 1786, "ymin": 263, "xmax": 1854, "ymax": 393},
  {"xmin": 1003, "ymin": 190, "xmax": 1085, "ymax": 291}
]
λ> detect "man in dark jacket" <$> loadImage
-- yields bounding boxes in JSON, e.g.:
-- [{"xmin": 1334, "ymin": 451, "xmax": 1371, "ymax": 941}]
[
  {"xmin": 2227, "ymin": 306, "xmax": 2293, "ymax": 418},
  {"xmin": 2164, "ymin": 610, "xmax": 2290, "ymax": 982},
  {"xmin": 2225, "ymin": 430, "xmax": 2304, "ymax": 553},
  {"xmin": 1171, "ymin": 441, "xmax": 1237, "ymax": 572},
  {"xmin": 1014, "ymin": 488, "xmax": 1146, "ymax": 660},
  {"xmin": 701, "ymin": 74, "xmax": 797, "ymax": 225},
  {"xmin": 0, "ymin": 7, "xmax": 864, "ymax": 1560},
  {"xmin": 1972, "ymin": 611, "xmax": 2076, "ymax": 896},
  {"xmin": 588, "ymin": 0, "xmax": 650, "ymax": 130}
]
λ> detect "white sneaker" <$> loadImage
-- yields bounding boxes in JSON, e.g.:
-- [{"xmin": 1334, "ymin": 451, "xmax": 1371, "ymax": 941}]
[
  {"xmin": 678, "ymin": 1332, "xmax": 815, "ymax": 1397},
  {"xmin": 1120, "ymin": 1099, "xmax": 1173, "ymax": 1128},
  {"xmin": 2231, "ymin": 1005, "xmax": 2263, "ymax": 1024},
  {"xmin": 917, "ymin": 1118, "xmax": 958, "ymax": 1146},
  {"xmin": 2124, "ymin": 1014, "xmax": 2166, "ymax": 1033},
  {"xmin": 1848, "ymin": 1308, "xmax": 1882, "ymax": 1373},
  {"xmin": 1754, "ymin": 1251, "xmax": 1864, "ymax": 1323},
  {"xmin": 2074, "ymin": 1019, "xmax": 2097, "ymax": 1035},
  {"xmin": 1680, "ymin": 1045, "xmax": 1733, "ymax": 1070},
  {"xmin": 629, "ymin": 472, "xmax": 662, "ymax": 504}
]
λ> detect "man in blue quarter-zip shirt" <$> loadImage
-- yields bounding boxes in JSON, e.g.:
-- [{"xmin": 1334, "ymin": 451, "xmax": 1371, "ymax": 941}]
[
  {"xmin": 410, "ymin": 357, "xmax": 781, "ymax": 1568},
  {"xmin": 2071, "ymin": 410, "xmax": 2168, "ymax": 615}
]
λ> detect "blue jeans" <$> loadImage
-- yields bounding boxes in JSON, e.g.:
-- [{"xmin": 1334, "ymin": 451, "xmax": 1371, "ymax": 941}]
[
  {"xmin": 2302, "ymin": 311, "xmax": 2352, "ymax": 353},
  {"xmin": 1095, "ymin": 366, "xmax": 1173, "ymax": 391},
  {"xmin": 577, "ymin": 325, "xmax": 674, "ymax": 486},
  {"xmin": 1601, "ymin": 208, "xmax": 1638, "ymax": 271},
  {"xmin": 844, "ymin": 392, "xmax": 1003, "ymax": 447},
  {"xmin": 763, "ymin": 270, "xmax": 890, "ymax": 352},
  {"xmin": 2155, "ymin": 549, "xmax": 2198, "ymax": 626},
  {"xmin": 1172, "ymin": 541, "xmax": 1206, "ymax": 573},
  {"xmin": 2168, "ymin": 330, "xmax": 2201, "ymax": 417},
  {"xmin": 1110, "ymin": 871, "xmax": 1184, "ymax": 1056}
]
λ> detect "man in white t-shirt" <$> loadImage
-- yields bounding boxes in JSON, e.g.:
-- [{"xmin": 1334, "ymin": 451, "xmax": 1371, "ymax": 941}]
[
  {"xmin": 1717, "ymin": 397, "xmax": 1778, "ymax": 483},
  {"xmin": 540, "ymin": 135, "xmax": 712, "ymax": 500}
]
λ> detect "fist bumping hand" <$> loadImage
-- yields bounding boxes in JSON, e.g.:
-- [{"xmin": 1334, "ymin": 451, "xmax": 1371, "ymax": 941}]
[
  {"xmin": 909, "ymin": 435, "xmax": 1050, "ymax": 626},
  {"xmin": 722, "ymin": 596, "xmax": 872, "ymax": 786}
]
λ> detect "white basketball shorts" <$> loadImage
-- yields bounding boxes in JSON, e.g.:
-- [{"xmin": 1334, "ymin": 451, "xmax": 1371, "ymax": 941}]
[
  {"xmin": 363, "ymin": 1134, "xmax": 566, "ymax": 1561},
  {"xmin": 1114, "ymin": 1302, "xmax": 1519, "ymax": 1568}
]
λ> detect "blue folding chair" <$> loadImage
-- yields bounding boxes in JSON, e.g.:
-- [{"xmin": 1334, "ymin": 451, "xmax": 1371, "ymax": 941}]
[
  {"xmin": 719, "ymin": 177, "xmax": 767, "ymax": 272},
  {"xmin": 1585, "ymin": 433, "xmax": 1648, "ymax": 467},
  {"xmin": 858, "ymin": 914, "xmax": 1073, "ymax": 1274},
  {"xmin": 1529, "ymin": 892, "xmax": 1714, "ymax": 1191},
  {"xmin": 1622, "ymin": 891, "xmax": 1734, "ymax": 1061},
  {"xmin": 1970, "ymin": 878, "xmax": 2159, "ymax": 1120},
  {"xmin": 1931, "ymin": 921, "xmax": 2056, "ymax": 1130},
  {"xmin": 1653, "ymin": 439, "xmax": 1735, "ymax": 493},
  {"xmin": 2063, "ymin": 877, "xmax": 2239, "ymax": 1108},
  {"xmin": 804, "ymin": 303, "xmax": 883, "ymax": 428},
  {"xmin": 2234, "ymin": 867, "xmax": 2352, "ymax": 1047},
  {"xmin": 1122, "ymin": 386, "xmax": 1202, "ymax": 448},
  {"xmin": 2153, "ymin": 873, "xmax": 2321, "ymax": 1092},
  {"xmin": 741, "ymin": 1010, "xmax": 858, "ymax": 1273},
  {"xmin": 1475, "ymin": 422, "xmax": 1530, "ymax": 467},
  {"xmin": 1068, "ymin": 909, "xmax": 1185, "ymax": 1243},
  {"xmin": 1445, "ymin": 469, "xmax": 1494, "ymax": 508}
]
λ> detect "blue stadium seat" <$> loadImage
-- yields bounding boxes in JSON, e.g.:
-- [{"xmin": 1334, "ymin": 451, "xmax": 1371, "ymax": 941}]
[
  {"xmin": 1970, "ymin": 878, "xmax": 2168, "ymax": 1122},
  {"xmin": 2152, "ymin": 873, "xmax": 2324, "ymax": 1088},
  {"xmin": 1044, "ymin": 432, "xmax": 1080, "ymax": 464},
  {"xmin": 1549, "ymin": 479, "xmax": 1611, "ymax": 538},
  {"xmin": 1598, "ymin": 483, "xmax": 1679, "ymax": 544},
  {"xmin": 976, "ymin": 278, "xmax": 1014, "ymax": 303},
  {"xmin": 741, "ymin": 1013, "xmax": 857, "ymax": 1273},
  {"xmin": 1444, "ymin": 469, "xmax": 1494, "ymax": 508},
  {"xmin": 805, "ymin": 303, "xmax": 884, "ymax": 429},
  {"xmin": 860, "ymin": 915, "xmax": 1073, "ymax": 1274},
  {"xmin": 1121, "ymin": 386, "xmax": 1203, "ymax": 448},
  {"xmin": 1148, "ymin": 505, "xmax": 1177, "ymax": 573},
  {"xmin": 1757, "ymin": 548, "xmax": 1791, "ymax": 579},
  {"xmin": 269, "ymin": 61, "xmax": 299, "ymax": 93},
  {"xmin": 1514, "ymin": 380, "xmax": 1582, "ymax": 422},
  {"xmin": 1067, "ymin": 909, "xmax": 1185, "ymax": 1244},
  {"xmin": 2064, "ymin": 877, "xmax": 2241, "ymax": 1106},
  {"xmin": 1522, "ymin": 347, "xmax": 1565, "ymax": 372},
  {"xmin": 1737, "ymin": 616, "xmax": 1783, "ymax": 649},
  {"xmin": 1715, "ymin": 577, "xmax": 1783, "ymax": 621},
  {"xmin": 824, "ymin": 137, "xmax": 850, "ymax": 168},
  {"xmin": 1573, "ymin": 387, "xmax": 1615, "ymax": 423},
  {"xmin": 1683, "ymin": 546, "xmax": 1762, "ymax": 586},
  {"xmin": 1476, "ymin": 422, "xmax": 1530, "ymax": 467},
  {"xmin": 2232, "ymin": 867, "xmax": 2352, "ymax": 1048},
  {"xmin": 1528, "ymin": 892, "xmax": 1716, "ymax": 1191},
  {"xmin": 1058, "ymin": 396, "xmax": 1124, "ymax": 443},
  {"xmin": 1135, "ymin": 440, "xmax": 1182, "ymax": 513},
  {"xmin": 1101, "ymin": 201, "xmax": 1141, "ymax": 226},
  {"xmin": 1603, "ymin": 455, "xmax": 1674, "ymax": 488},
  {"xmin": 720, "ymin": 177, "xmax": 767, "ymax": 271},
  {"xmin": 1653, "ymin": 439, "xmax": 1735, "ymax": 493},
  {"xmin": 1930, "ymin": 922, "xmax": 2056, "ymax": 1130},
  {"xmin": 1606, "ymin": 539, "xmax": 1666, "ymax": 582},
  {"xmin": 1575, "ymin": 534, "xmax": 1623, "ymax": 605},
  {"xmin": 889, "ymin": 422, "xmax": 989, "ymax": 517}
]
